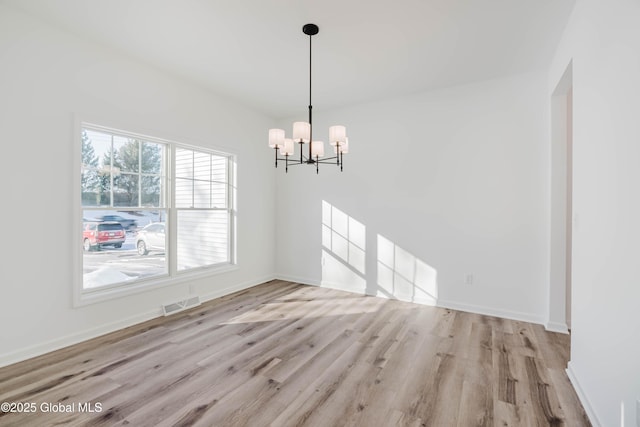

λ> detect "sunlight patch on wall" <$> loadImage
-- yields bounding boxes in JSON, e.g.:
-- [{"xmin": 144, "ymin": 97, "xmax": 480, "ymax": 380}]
[
  {"xmin": 377, "ymin": 234, "xmax": 438, "ymax": 305},
  {"xmin": 321, "ymin": 201, "xmax": 367, "ymax": 293},
  {"xmin": 322, "ymin": 201, "xmax": 366, "ymax": 273},
  {"xmin": 321, "ymin": 249, "xmax": 367, "ymax": 293}
]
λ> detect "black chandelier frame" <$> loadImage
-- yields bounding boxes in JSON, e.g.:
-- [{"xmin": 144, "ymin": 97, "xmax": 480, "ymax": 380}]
[{"xmin": 272, "ymin": 23, "xmax": 346, "ymax": 174}]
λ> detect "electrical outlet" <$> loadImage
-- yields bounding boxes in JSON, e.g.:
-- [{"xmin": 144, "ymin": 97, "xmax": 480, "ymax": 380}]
[{"xmin": 465, "ymin": 274, "xmax": 473, "ymax": 285}]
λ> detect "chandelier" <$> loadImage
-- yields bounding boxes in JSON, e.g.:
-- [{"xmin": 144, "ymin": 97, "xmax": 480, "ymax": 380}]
[{"xmin": 268, "ymin": 23, "xmax": 349, "ymax": 174}]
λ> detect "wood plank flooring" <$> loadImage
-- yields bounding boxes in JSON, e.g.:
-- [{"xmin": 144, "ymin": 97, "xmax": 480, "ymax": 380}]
[{"xmin": 0, "ymin": 280, "xmax": 591, "ymax": 427}]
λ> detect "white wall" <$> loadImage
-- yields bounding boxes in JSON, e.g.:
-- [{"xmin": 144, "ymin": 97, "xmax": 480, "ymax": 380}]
[
  {"xmin": 276, "ymin": 71, "xmax": 551, "ymax": 324},
  {"xmin": 0, "ymin": 5, "xmax": 275, "ymax": 366},
  {"xmin": 549, "ymin": 0, "xmax": 640, "ymax": 426}
]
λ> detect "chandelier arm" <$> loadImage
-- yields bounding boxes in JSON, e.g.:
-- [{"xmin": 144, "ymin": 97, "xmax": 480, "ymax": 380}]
[
  {"xmin": 314, "ymin": 157, "xmax": 339, "ymax": 163},
  {"xmin": 280, "ymin": 159, "xmax": 306, "ymax": 166},
  {"xmin": 274, "ymin": 155, "xmax": 343, "ymax": 171}
]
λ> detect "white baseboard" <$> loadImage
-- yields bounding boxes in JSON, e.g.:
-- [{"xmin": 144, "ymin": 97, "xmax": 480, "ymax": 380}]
[
  {"xmin": 275, "ymin": 273, "xmax": 319, "ymax": 287},
  {"xmin": 199, "ymin": 274, "xmax": 276, "ymax": 303},
  {"xmin": 567, "ymin": 361, "xmax": 601, "ymax": 427},
  {"xmin": 275, "ymin": 276, "xmax": 544, "ymax": 326},
  {"xmin": 0, "ymin": 308, "xmax": 161, "ymax": 369},
  {"xmin": 276, "ymin": 275, "xmax": 371, "ymax": 299},
  {"xmin": 0, "ymin": 275, "xmax": 276, "ymax": 369},
  {"xmin": 437, "ymin": 298, "xmax": 544, "ymax": 325},
  {"xmin": 545, "ymin": 320, "xmax": 570, "ymax": 334}
]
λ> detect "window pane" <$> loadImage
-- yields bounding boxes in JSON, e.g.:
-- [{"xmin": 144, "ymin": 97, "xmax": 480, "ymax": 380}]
[
  {"xmin": 82, "ymin": 210, "xmax": 167, "ymax": 289},
  {"xmin": 175, "ymin": 178, "xmax": 193, "ymax": 208},
  {"xmin": 113, "ymin": 173, "xmax": 139, "ymax": 207},
  {"xmin": 87, "ymin": 176, "xmax": 112, "ymax": 206},
  {"xmin": 175, "ymin": 148, "xmax": 229, "ymax": 209},
  {"xmin": 141, "ymin": 175, "xmax": 162, "ymax": 207},
  {"xmin": 177, "ymin": 210, "xmax": 228, "ymax": 270},
  {"xmin": 83, "ymin": 130, "xmax": 111, "ymax": 170},
  {"xmin": 175, "ymin": 148, "xmax": 193, "ymax": 179},
  {"xmin": 211, "ymin": 155, "xmax": 227, "ymax": 181},
  {"xmin": 194, "ymin": 151, "xmax": 211, "ymax": 181},
  {"xmin": 82, "ymin": 130, "xmax": 112, "ymax": 207},
  {"xmin": 113, "ymin": 136, "xmax": 139, "ymax": 173},
  {"xmin": 212, "ymin": 182, "xmax": 227, "ymax": 208},
  {"xmin": 81, "ymin": 169, "xmax": 101, "ymax": 206},
  {"xmin": 193, "ymin": 180, "xmax": 211, "ymax": 208},
  {"xmin": 142, "ymin": 142, "xmax": 163, "ymax": 174}
]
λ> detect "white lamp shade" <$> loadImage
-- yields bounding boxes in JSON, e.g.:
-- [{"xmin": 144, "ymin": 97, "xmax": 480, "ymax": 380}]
[
  {"xmin": 280, "ymin": 138, "xmax": 294, "ymax": 156},
  {"xmin": 334, "ymin": 138, "xmax": 349, "ymax": 154},
  {"xmin": 329, "ymin": 125, "xmax": 347, "ymax": 146},
  {"xmin": 293, "ymin": 122, "xmax": 310, "ymax": 143},
  {"xmin": 268, "ymin": 128, "xmax": 285, "ymax": 148},
  {"xmin": 311, "ymin": 140, "xmax": 325, "ymax": 157}
]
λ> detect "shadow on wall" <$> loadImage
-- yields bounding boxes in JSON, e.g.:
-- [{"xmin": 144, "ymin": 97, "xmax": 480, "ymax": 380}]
[{"xmin": 321, "ymin": 200, "xmax": 438, "ymax": 305}]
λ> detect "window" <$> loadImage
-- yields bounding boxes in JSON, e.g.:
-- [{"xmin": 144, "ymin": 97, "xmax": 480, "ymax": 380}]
[
  {"xmin": 175, "ymin": 148, "xmax": 232, "ymax": 270},
  {"xmin": 78, "ymin": 123, "xmax": 236, "ymax": 302}
]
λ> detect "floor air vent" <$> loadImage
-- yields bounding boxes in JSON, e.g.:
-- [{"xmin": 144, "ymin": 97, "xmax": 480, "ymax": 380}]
[{"xmin": 162, "ymin": 296, "xmax": 201, "ymax": 316}]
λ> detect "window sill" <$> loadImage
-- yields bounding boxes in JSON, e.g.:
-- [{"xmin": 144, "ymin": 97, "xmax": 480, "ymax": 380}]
[{"xmin": 74, "ymin": 263, "xmax": 239, "ymax": 307}]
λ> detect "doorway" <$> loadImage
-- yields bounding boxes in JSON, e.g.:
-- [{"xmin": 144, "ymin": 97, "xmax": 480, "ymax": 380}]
[{"xmin": 549, "ymin": 61, "xmax": 573, "ymax": 333}]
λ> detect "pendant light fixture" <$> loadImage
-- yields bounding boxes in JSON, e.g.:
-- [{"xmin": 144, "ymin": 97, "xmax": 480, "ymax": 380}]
[{"xmin": 268, "ymin": 23, "xmax": 349, "ymax": 174}]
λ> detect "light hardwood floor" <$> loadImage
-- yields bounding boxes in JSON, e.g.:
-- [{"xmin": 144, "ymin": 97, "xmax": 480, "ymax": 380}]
[{"xmin": 0, "ymin": 280, "xmax": 590, "ymax": 427}]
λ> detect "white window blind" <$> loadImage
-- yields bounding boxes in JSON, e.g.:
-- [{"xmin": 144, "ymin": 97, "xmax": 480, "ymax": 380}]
[{"xmin": 175, "ymin": 148, "xmax": 232, "ymax": 270}]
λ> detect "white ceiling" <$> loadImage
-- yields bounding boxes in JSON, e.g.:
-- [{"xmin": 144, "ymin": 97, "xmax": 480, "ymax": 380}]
[{"xmin": 3, "ymin": 0, "xmax": 575, "ymax": 119}]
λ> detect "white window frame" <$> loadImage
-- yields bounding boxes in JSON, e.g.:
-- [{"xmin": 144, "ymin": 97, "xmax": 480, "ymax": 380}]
[{"xmin": 73, "ymin": 120, "xmax": 237, "ymax": 306}]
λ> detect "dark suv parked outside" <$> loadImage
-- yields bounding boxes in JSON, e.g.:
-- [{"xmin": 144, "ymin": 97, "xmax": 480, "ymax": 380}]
[
  {"xmin": 94, "ymin": 214, "xmax": 138, "ymax": 232},
  {"xmin": 83, "ymin": 221, "xmax": 126, "ymax": 251}
]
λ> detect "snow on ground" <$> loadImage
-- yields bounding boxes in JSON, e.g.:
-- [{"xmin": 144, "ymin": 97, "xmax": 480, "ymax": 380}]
[
  {"xmin": 83, "ymin": 266, "xmax": 135, "ymax": 289},
  {"xmin": 82, "ymin": 210, "xmax": 164, "ymax": 289}
]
